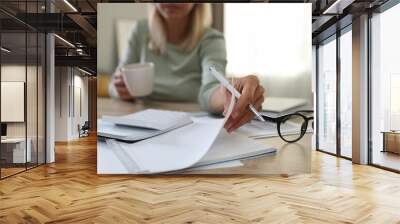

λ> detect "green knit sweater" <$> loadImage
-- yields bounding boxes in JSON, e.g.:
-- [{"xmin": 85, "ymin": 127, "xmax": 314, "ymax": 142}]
[{"xmin": 109, "ymin": 20, "xmax": 227, "ymax": 112}]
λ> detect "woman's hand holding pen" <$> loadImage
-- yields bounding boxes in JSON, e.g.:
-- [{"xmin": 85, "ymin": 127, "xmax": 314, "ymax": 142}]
[
  {"xmin": 113, "ymin": 70, "xmax": 135, "ymax": 101},
  {"xmin": 222, "ymin": 75, "xmax": 265, "ymax": 133}
]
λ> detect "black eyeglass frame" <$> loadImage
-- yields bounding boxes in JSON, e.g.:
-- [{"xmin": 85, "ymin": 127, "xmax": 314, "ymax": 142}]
[{"xmin": 261, "ymin": 110, "xmax": 314, "ymax": 143}]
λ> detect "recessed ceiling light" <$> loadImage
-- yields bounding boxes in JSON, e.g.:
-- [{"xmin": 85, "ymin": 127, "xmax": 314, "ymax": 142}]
[
  {"xmin": 54, "ymin": 34, "xmax": 75, "ymax": 48},
  {"xmin": 1, "ymin": 47, "xmax": 11, "ymax": 53},
  {"xmin": 78, "ymin": 67, "xmax": 93, "ymax": 76},
  {"xmin": 63, "ymin": 0, "xmax": 78, "ymax": 12}
]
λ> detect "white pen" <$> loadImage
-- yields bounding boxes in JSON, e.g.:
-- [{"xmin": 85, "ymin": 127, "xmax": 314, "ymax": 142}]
[{"xmin": 209, "ymin": 66, "xmax": 266, "ymax": 122}]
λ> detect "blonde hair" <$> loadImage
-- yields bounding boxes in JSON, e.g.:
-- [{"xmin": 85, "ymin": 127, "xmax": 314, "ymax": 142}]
[{"xmin": 148, "ymin": 3, "xmax": 212, "ymax": 54}]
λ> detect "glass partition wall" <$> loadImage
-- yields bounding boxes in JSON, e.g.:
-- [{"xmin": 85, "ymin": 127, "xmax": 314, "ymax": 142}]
[
  {"xmin": 0, "ymin": 2, "xmax": 46, "ymax": 179},
  {"xmin": 316, "ymin": 0, "xmax": 400, "ymax": 171},
  {"xmin": 317, "ymin": 35, "xmax": 337, "ymax": 155},
  {"xmin": 339, "ymin": 27, "xmax": 352, "ymax": 159},
  {"xmin": 370, "ymin": 2, "xmax": 400, "ymax": 172},
  {"xmin": 316, "ymin": 26, "xmax": 353, "ymax": 159}
]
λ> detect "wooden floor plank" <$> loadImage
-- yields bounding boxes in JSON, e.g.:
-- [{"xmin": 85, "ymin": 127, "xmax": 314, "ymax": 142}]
[{"xmin": 0, "ymin": 135, "xmax": 400, "ymax": 223}]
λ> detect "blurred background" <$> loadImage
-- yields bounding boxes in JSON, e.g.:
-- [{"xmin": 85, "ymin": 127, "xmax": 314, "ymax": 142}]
[{"xmin": 97, "ymin": 3, "xmax": 313, "ymax": 106}]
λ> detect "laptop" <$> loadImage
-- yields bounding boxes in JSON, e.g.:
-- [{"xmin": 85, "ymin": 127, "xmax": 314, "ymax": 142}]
[{"xmin": 262, "ymin": 97, "xmax": 307, "ymax": 113}]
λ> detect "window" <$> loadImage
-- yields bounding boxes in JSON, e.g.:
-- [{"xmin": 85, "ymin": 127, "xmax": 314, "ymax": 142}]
[
  {"xmin": 390, "ymin": 74, "xmax": 400, "ymax": 130},
  {"xmin": 224, "ymin": 4, "xmax": 310, "ymax": 77},
  {"xmin": 370, "ymin": 2, "xmax": 400, "ymax": 171},
  {"xmin": 224, "ymin": 4, "xmax": 312, "ymax": 104},
  {"xmin": 315, "ymin": 24, "xmax": 353, "ymax": 159},
  {"xmin": 317, "ymin": 36, "xmax": 337, "ymax": 155},
  {"xmin": 339, "ymin": 28, "xmax": 352, "ymax": 158}
]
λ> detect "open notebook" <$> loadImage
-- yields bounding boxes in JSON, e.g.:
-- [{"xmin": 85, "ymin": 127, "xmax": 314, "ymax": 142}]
[{"xmin": 97, "ymin": 109, "xmax": 193, "ymax": 142}]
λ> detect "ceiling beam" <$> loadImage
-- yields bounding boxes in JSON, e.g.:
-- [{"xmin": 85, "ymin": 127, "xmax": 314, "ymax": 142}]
[
  {"xmin": 312, "ymin": 15, "xmax": 335, "ymax": 33},
  {"xmin": 322, "ymin": 0, "xmax": 356, "ymax": 14},
  {"xmin": 55, "ymin": 55, "xmax": 96, "ymax": 71},
  {"xmin": 67, "ymin": 13, "xmax": 97, "ymax": 39}
]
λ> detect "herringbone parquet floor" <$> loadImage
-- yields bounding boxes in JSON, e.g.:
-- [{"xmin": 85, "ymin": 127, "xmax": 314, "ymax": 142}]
[{"xmin": 1, "ymin": 135, "xmax": 400, "ymax": 224}]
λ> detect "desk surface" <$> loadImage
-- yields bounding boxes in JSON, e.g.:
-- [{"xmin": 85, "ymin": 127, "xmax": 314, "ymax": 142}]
[{"xmin": 98, "ymin": 97, "xmax": 311, "ymax": 175}]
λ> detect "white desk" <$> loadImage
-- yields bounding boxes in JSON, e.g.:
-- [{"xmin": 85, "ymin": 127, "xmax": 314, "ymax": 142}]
[
  {"xmin": 1, "ymin": 138, "xmax": 32, "ymax": 163},
  {"xmin": 98, "ymin": 97, "xmax": 312, "ymax": 175}
]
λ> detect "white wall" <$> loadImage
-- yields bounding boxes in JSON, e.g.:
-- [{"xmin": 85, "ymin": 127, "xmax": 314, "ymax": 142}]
[
  {"xmin": 224, "ymin": 3, "xmax": 313, "ymax": 105},
  {"xmin": 1, "ymin": 66, "xmax": 26, "ymax": 127},
  {"xmin": 76, "ymin": 74, "xmax": 89, "ymax": 123},
  {"xmin": 55, "ymin": 67, "xmax": 69, "ymax": 141},
  {"xmin": 1, "ymin": 82, "xmax": 25, "ymax": 122},
  {"xmin": 97, "ymin": 3, "xmax": 148, "ymax": 74},
  {"xmin": 55, "ymin": 67, "xmax": 89, "ymax": 141},
  {"xmin": 1, "ymin": 66, "xmax": 26, "ymax": 140},
  {"xmin": 72, "ymin": 74, "xmax": 89, "ymax": 138},
  {"xmin": 1, "ymin": 65, "xmax": 36, "ymax": 137}
]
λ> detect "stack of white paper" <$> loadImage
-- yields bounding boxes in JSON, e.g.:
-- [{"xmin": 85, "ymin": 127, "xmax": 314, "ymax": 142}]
[
  {"xmin": 97, "ymin": 96, "xmax": 276, "ymax": 174},
  {"xmin": 102, "ymin": 109, "xmax": 192, "ymax": 130},
  {"xmin": 97, "ymin": 116, "xmax": 276, "ymax": 174},
  {"xmin": 97, "ymin": 109, "xmax": 193, "ymax": 142}
]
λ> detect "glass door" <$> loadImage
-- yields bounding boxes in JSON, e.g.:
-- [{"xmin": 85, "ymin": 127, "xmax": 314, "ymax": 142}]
[
  {"xmin": 1, "ymin": 30, "xmax": 28, "ymax": 178},
  {"xmin": 0, "ymin": 1, "xmax": 47, "ymax": 179}
]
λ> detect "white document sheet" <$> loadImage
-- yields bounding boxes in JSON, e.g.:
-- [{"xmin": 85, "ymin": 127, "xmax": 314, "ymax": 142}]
[
  {"xmin": 98, "ymin": 109, "xmax": 194, "ymax": 142},
  {"xmin": 193, "ymin": 121, "xmax": 276, "ymax": 167},
  {"xmin": 98, "ymin": 118, "xmax": 224, "ymax": 174},
  {"xmin": 97, "ymin": 119, "xmax": 276, "ymax": 174},
  {"xmin": 97, "ymin": 96, "xmax": 236, "ymax": 174}
]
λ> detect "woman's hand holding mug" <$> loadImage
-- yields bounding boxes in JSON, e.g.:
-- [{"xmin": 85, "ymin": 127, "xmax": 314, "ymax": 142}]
[
  {"xmin": 114, "ymin": 63, "xmax": 154, "ymax": 100},
  {"xmin": 113, "ymin": 69, "xmax": 135, "ymax": 101}
]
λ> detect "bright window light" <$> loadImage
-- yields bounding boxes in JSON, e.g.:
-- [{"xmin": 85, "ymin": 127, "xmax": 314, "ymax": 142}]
[
  {"xmin": 372, "ymin": 3, "xmax": 400, "ymax": 131},
  {"xmin": 391, "ymin": 74, "xmax": 400, "ymax": 130},
  {"xmin": 224, "ymin": 4, "xmax": 311, "ymax": 78},
  {"xmin": 1, "ymin": 47, "xmax": 11, "ymax": 53}
]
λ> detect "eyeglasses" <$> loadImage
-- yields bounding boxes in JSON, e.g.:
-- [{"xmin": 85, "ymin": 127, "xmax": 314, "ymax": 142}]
[{"xmin": 261, "ymin": 110, "xmax": 314, "ymax": 143}]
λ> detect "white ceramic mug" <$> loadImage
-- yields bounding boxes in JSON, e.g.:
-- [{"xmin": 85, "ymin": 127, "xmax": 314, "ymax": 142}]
[{"xmin": 121, "ymin": 63, "xmax": 154, "ymax": 97}]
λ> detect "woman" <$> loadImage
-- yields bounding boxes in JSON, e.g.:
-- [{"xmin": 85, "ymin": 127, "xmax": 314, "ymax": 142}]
[{"xmin": 110, "ymin": 3, "xmax": 265, "ymax": 132}]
